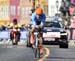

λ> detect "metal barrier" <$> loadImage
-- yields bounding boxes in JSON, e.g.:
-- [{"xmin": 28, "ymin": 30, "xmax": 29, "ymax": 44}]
[
  {"xmin": 69, "ymin": 28, "xmax": 75, "ymax": 40},
  {"xmin": 0, "ymin": 29, "xmax": 75, "ymax": 41},
  {"xmin": 61, "ymin": 16, "xmax": 75, "ymax": 40},
  {"xmin": 0, "ymin": 30, "xmax": 29, "ymax": 41},
  {"xmin": 65, "ymin": 28, "xmax": 75, "ymax": 40}
]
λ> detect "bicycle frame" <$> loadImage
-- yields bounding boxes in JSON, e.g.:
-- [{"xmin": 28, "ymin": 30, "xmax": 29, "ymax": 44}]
[
  {"xmin": 34, "ymin": 32, "xmax": 39, "ymax": 47},
  {"xmin": 11, "ymin": 29, "xmax": 20, "ymax": 45},
  {"xmin": 33, "ymin": 31, "xmax": 41, "ymax": 58}
]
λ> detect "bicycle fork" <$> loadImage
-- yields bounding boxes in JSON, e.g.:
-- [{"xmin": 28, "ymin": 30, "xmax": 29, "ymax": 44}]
[{"xmin": 35, "ymin": 35, "xmax": 38, "ymax": 48}]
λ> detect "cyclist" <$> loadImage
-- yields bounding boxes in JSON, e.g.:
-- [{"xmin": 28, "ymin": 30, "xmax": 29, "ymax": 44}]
[
  {"xmin": 30, "ymin": 8, "xmax": 46, "ymax": 54},
  {"xmin": 9, "ymin": 18, "xmax": 21, "ymax": 42}
]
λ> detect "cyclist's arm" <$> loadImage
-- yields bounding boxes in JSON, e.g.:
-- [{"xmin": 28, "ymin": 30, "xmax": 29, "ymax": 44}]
[
  {"xmin": 14, "ymin": 24, "xmax": 22, "ymax": 30},
  {"xmin": 8, "ymin": 23, "xmax": 13, "ymax": 29},
  {"xmin": 18, "ymin": 24, "xmax": 21, "ymax": 28},
  {"xmin": 40, "ymin": 14, "xmax": 46, "ymax": 27},
  {"xmin": 31, "ymin": 13, "xmax": 36, "ymax": 27}
]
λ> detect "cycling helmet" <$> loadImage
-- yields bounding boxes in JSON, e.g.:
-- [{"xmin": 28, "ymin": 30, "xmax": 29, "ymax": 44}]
[
  {"xmin": 13, "ymin": 18, "xmax": 17, "ymax": 24},
  {"xmin": 36, "ymin": 8, "xmax": 43, "ymax": 15}
]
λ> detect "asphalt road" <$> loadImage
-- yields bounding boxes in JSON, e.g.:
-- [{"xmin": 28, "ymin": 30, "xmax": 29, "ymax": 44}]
[
  {"xmin": 0, "ymin": 44, "xmax": 75, "ymax": 61},
  {"xmin": 41, "ymin": 45, "xmax": 75, "ymax": 61},
  {"xmin": 0, "ymin": 45, "xmax": 36, "ymax": 61}
]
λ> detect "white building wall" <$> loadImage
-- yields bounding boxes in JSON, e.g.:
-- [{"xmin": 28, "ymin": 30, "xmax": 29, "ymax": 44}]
[{"xmin": 48, "ymin": 0, "xmax": 62, "ymax": 16}]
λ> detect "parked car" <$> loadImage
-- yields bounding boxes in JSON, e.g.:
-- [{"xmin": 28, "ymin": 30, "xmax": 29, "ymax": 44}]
[{"xmin": 43, "ymin": 17, "xmax": 68, "ymax": 48}]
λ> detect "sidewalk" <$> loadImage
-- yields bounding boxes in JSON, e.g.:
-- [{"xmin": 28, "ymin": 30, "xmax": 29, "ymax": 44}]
[
  {"xmin": 68, "ymin": 40, "xmax": 75, "ymax": 46},
  {"xmin": 0, "ymin": 40, "xmax": 27, "ymax": 45}
]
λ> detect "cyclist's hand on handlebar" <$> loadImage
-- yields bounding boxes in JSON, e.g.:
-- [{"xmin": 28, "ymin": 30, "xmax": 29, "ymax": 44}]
[
  {"xmin": 35, "ymin": 25, "xmax": 42, "ymax": 29},
  {"xmin": 35, "ymin": 25, "xmax": 39, "ymax": 28},
  {"xmin": 35, "ymin": 25, "xmax": 40, "ymax": 28}
]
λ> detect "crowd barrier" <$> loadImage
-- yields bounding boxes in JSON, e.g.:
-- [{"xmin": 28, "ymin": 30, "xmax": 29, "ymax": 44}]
[
  {"xmin": 0, "ymin": 30, "xmax": 29, "ymax": 41},
  {"xmin": 0, "ymin": 29, "xmax": 75, "ymax": 41},
  {"xmin": 67, "ymin": 28, "xmax": 75, "ymax": 40}
]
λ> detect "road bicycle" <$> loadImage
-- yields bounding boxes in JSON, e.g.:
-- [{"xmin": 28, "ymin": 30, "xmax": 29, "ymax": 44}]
[
  {"xmin": 10, "ymin": 28, "xmax": 20, "ymax": 45},
  {"xmin": 33, "ymin": 30, "xmax": 42, "ymax": 58}
]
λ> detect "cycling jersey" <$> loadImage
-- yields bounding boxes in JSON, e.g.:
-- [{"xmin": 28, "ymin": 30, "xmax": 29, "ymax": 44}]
[
  {"xmin": 31, "ymin": 12, "xmax": 46, "ymax": 27},
  {"xmin": 10, "ymin": 23, "xmax": 21, "ymax": 28}
]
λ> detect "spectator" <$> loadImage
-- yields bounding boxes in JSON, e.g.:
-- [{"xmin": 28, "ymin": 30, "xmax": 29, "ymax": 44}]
[
  {"xmin": 0, "ymin": 24, "xmax": 6, "ymax": 31},
  {"xmin": 60, "ymin": 1, "xmax": 70, "ymax": 17},
  {"xmin": 60, "ymin": 2, "xmax": 67, "ymax": 16},
  {"xmin": 0, "ymin": 25, "xmax": 2, "ymax": 31},
  {"xmin": 65, "ymin": 1, "xmax": 70, "ymax": 16},
  {"xmin": 69, "ymin": 4, "xmax": 74, "ymax": 16}
]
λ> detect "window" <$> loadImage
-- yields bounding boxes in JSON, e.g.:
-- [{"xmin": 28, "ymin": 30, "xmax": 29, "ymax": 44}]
[
  {"xmin": 20, "ymin": 8, "xmax": 25, "ymax": 19},
  {"xmin": 0, "ymin": 6, "xmax": 10, "ymax": 20},
  {"xmin": 17, "ymin": 6, "xmax": 20, "ymax": 16},
  {"xmin": 45, "ymin": 22, "xmax": 62, "ymax": 28},
  {"xmin": 10, "ymin": 5, "xmax": 16, "ymax": 16},
  {"xmin": 20, "ymin": 7, "xmax": 31, "ymax": 20}
]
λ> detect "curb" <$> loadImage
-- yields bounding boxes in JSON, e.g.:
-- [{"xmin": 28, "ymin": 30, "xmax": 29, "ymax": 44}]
[
  {"xmin": 0, "ymin": 40, "xmax": 75, "ymax": 46},
  {"xmin": 0, "ymin": 41, "xmax": 27, "ymax": 45}
]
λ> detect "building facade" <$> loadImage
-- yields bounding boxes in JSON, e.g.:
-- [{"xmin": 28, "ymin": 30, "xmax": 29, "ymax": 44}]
[
  {"xmin": 0, "ymin": 0, "xmax": 10, "ymax": 26},
  {"xmin": 0, "ymin": 0, "xmax": 48, "ymax": 26}
]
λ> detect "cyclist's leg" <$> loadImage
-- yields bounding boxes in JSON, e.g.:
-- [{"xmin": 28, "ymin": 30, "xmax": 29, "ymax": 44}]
[
  {"xmin": 39, "ymin": 33, "xmax": 43, "ymax": 54},
  {"xmin": 30, "ymin": 27, "xmax": 35, "ymax": 45},
  {"xmin": 16, "ymin": 31, "xmax": 20, "ymax": 41},
  {"xmin": 10, "ymin": 31, "xmax": 14, "ymax": 40},
  {"xmin": 10, "ymin": 32, "xmax": 13, "ymax": 40}
]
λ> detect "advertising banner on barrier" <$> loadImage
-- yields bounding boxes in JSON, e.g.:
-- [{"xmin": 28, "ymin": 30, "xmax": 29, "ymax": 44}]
[
  {"xmin": 0, "ymin": 31, "xmax": 10, "ymax": 39},
  {"xmin": 20, "ymin": 31, "xmax": 29, "ymax": 40},
  {"xmin": 0, "ymin": 30, "xmax": 29, "ymax": 41}
]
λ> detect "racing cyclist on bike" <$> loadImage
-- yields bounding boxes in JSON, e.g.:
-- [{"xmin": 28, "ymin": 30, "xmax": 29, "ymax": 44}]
[
  {"xmin": 30, "ymin": 8, "xmax": 46, "ymax": 54},
  {"xmin": 9, "ymin": 18, "xmax": 21, "ymax": 42}
]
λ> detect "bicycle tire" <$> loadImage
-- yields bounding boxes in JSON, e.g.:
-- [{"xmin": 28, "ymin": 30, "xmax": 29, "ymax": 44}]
[
  {"xmin": 35, "ymin": 39, "xmax": 41, "ymax": 58},
  {"xmin": 34, "ymin": 48, "xmax": 37, "ymax": 58},
  {"xmin": 34, "ymin": 38, "xmax": 38, "ymax": 58},
  {"xmin": 34, "ymin": 36, "xmax": 39, "ymax": 58},
  {"xmin": 34, "ymin": 47, "xmax": 40, "ymax": 58},
  {"xmin": 38, "ymin": 47, "xmax": 40, "ymax": 58}
]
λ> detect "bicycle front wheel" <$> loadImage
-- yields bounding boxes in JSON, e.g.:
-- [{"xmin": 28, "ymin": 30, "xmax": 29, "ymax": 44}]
[
  {"xmin": 34, "ymin": 48, "xmax": 37, "ymax": 58},
  {"xmin": 34, "ymin": 47, "xmax": 40, "ymax": 58},
  {"xmin": 34, "ymin": 39, "xmax": 40, "ymax": 58}
]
